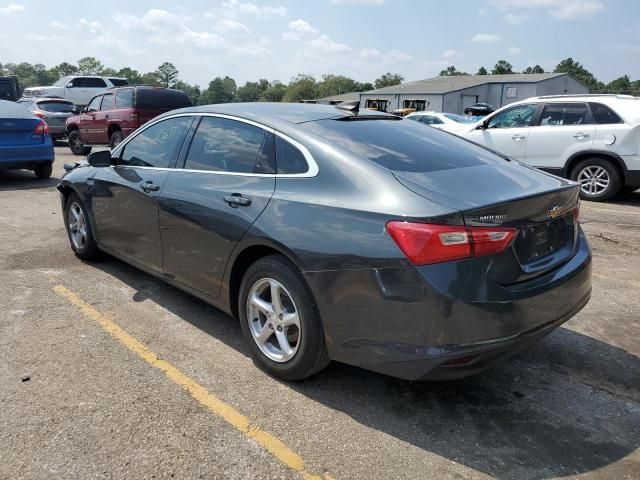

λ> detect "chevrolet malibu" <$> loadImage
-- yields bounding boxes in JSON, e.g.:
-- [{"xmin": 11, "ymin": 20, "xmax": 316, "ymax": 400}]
[{"xmin": 57, "ymin": 103, "xmax": 592, "ymax": 381}]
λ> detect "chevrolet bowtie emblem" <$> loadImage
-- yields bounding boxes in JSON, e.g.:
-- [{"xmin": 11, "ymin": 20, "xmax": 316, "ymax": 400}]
[{"xmin": 547, "ymin": 205, "xmax": 562, "ymax": 219}]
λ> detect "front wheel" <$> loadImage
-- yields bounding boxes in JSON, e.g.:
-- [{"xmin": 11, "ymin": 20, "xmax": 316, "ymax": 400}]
[
  {"xmin": 68, "ymin": 130, "xmax": 92, "ymax": 156},
  {"xmin": 571, "ymin": 158, "xmax": 622, "ymax": 201},
  {"xmin": 238, "ymin": 255, "xmax": 330, "ymax": 381},
  {"xmin": 65, "ymin": 194, "xmax": 100, "ymax": 260},
  {"xmin": 109, "ymin": 130, "xmax": 124, "ymax": 150}
]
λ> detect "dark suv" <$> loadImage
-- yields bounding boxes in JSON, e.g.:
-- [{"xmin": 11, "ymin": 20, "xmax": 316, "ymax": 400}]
[
  {"xmin": 66, "ymin": 86, "xmax": 192, "ymax": 155},
  {"xmin": 0, "ymin": 76, "xmax": 21, "ymax": 102}
]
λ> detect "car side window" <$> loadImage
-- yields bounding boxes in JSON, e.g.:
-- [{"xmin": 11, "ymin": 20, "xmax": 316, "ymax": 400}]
[
  {"xmin": 86, "ymin": 96, "xmax": 102, "ymax": 112},
  {"xmin": 487, "ymin": 104, "xmax": 537, "ymax": 129},
  {"xmin": 424, "ymin": 116, "xmax": 444, "ymax": 125},
  {"xmin": 590, "ymin": 103, "xmax": 623, "ymax": 124},
  {"xmin": 184, "ymin": 116, "xmax": 275, "ymax": 174},
  {"xmin": 276, "ymin": 136, "xmax": 308, "ymax": 174},
  {"xmin": 86, "ymin": 78, "xmax": 107, "ymax": 88},
  {"xmin": 115, "ymin": 88, "xmax": 134, "ymax": 109},
  {"xmin": 119, "ymin": 116, "xmax": 193, "ymax": 169},
  {"xmin": 539, "ymin": 103, "xmax": 592, "ymax": 126},
  {"xmin": 100, "ymin": 93, "xmax": 114, "ymax": 111}
]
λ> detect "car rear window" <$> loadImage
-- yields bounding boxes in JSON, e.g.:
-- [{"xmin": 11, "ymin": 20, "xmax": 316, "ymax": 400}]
[
  {"xmin": 135, "ymin": 89, "xmax": 193, "ymax": 110},
  {"xmin": 300, "ymin": 118, "xmax": 500, "ymax": 173},
  {"xmin": 36, "ymin": 101, "xmax": 76, "ymax": 113},
  {"xmin": 109, "ymin": 78, "xmax": 129, "ymax": 87},
  {"xmin": 590, "ymin": 103, "xmax": 623, "ymax": 124}
]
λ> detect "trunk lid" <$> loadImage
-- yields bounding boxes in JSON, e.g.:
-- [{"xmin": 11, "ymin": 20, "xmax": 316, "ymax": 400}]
[
  {"xmin": 0, "ymin": 117, "xmax": 44, "ymax": 146},
  {"xmin": 393, "ymin": 163, "xmax": 580, "ymax": 283}
]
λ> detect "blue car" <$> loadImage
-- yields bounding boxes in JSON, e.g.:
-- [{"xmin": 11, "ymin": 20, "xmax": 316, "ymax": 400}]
[{"xmin": 0, "ymin": 99, "xmax": 55, "ymax": 178}]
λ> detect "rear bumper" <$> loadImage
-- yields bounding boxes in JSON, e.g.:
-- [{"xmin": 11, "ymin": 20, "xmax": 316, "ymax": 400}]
[
  {"xmin": 304, "ymin": 228, "xmax": 592, "ymax": 381},
  {"xmin": 0, "ymin": 140, "xmax": 55, "ymax": 170}
]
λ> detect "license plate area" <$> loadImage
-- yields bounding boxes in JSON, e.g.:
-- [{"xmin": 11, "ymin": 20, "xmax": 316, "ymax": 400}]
[{"xmin": 514, "ymin": 213, "xmax": 575, "ymax": 266}]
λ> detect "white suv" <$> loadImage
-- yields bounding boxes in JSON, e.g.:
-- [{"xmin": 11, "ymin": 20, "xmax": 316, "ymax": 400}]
[
  {"xmin": 22, "ymin": 76, "xmax": 128, "ymax": 108},
  {"xmin": 451, "ymin": 95, "xmax": 640, "ymax": 201}
]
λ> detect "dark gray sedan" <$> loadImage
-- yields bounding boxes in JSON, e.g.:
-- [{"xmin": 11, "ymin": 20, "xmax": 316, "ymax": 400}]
[
  {"xmin": 57, "ymin": 103, "xmax": 592, "ymax": 381},
  {"xmin": 18, "ymin": 96, "xmax": 76, "ymax": 142}
]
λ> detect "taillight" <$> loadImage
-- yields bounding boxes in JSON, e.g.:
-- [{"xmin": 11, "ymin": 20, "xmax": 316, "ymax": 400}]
[
  {"xmin": 33, "ymin": 121, "xmax": 49, "ymax": 135},
  {"xmin": 34, "ymin": 111, "xmax": 48, "ymax": 120},
  {"xmin": 386, "ymin": 221, "xmax": 517, "ymax": 265}
]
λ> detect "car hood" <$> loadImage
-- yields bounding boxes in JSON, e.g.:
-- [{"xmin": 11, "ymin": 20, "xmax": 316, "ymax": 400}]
[{"xmin": 393, "ymin": 161, "xmax": 575, "ymax": 211}]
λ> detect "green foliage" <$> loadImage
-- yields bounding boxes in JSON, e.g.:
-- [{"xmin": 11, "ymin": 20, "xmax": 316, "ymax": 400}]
[
  {"xmin": 173, "ymin": 80, "xmax": 201, "ymax": 105},
  {"xmin": 553, "ymin": 57, "xmax": 603, "ymax": 90},
  {"xmin": 116, "ymin": 67, "xmax": 143, "ymax": 84},
  {"xmin": 236, "ymin": 80, "xmax": 270, "ymax": 102},
  {"xmin": 259, "ymin": 81, "xmax": 287, "ymax": 102},
  {"xmin": 439, "ymin": 66, "xmax": 469, "ymax": 76},
  {"xmin": 77, "ymin": 57, "xmax": 104, "ymax": 75},
  {"xmin": 154, "ymin": 62, "xmax": 179, "ymax": 88},
  {"xmin": 477, "ymin": 66, "xmax": 488, "ymax": 75},
  {"xmin": 374, "ymin": 72, "xmax": 404, "ymax": 89},
  {"xmin": 523, "ymin": 65, "xmax": 545, "ymax": 74},
  {"xmin": 491, "ymin": 60, "xmax": 513, "ymax": 75},
  {"xmin": 201, "ymin": 76, "xmax": 237, "ymax": 104},
  {"xmin": 282, "ymin": 74, "xmax": 319, "ymax": 102}
]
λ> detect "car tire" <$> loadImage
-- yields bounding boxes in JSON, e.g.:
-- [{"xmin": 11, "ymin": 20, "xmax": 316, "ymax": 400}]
[
  {"xmin": 109, "ymin": 130, "xmax": 124, "ymax": 150},
  {"xmin": 68, "ymin": 130, "xmax": 92, "ymax": 156},
  {"xmin": 65, "ymin": 194, "xmax": 100, "ymax": 260},
  {"xmin": 34, "ymin": 163, "xmax": 52, "ymax": 179},
  {"xmin": 571, "ymin": 158, "xmax": 622, "ymax": 201},
  {"xmin": 238, "ymin": 255, "xmax": 330, "ymax": 381}
]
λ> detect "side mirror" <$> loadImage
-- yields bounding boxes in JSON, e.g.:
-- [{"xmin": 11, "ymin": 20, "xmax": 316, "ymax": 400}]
[
  {"xmin": 87, "ymin": 150, "xmax": 114, "ymax": 167},
  {"xmin": 66, "ymin": 82, "xmax": 74, "ymax": 88},
  {"xmin": 80, "ymin": 107, "xmax": 88, "ymax": 114}
]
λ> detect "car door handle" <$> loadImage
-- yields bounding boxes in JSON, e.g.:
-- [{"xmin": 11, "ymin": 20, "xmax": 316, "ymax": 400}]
[
  {"xmin": 573, "ymin": 132, "xmax": 590, "ymax": 139},
  {"xmin": 224, "ymin": 194, "xmax": 251, "ymax": 207},
  {"xmin": 512, "ymin": 134, "xmax": 526, "ymax": 141},
  {"xmin": 140, "ymin": 181, "xmax": 160, "ymax": 193}
]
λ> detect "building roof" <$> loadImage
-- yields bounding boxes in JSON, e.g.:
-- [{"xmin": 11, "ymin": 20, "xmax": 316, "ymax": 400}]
[
  {"xmin": 363, "ymin": 73, "xmax": 571, "ymax": 95},
  {"xmin": 315, "ymin": 91, "xmax": 361, "ymax": 103}
]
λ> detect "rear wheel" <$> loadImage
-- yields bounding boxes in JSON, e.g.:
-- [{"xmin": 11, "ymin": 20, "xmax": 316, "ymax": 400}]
[
  {"xmin": 571, "ymin": 158, "xmax": 621, "ymax": 201},
  {"xmin": 65, "ymin": 194, "xmax": 100, "ymax": 260},
  {"xmin": 109, "ymin": 130, "xmax": 124, "ymax": 150},
  {"xmin": 238, "ymin": 255, "xmax": 330, "ymax": 381},
  {"xmin": 34, "ymin": 163, "xmax": 52, "ymax": 179},
  {"xmin": 68, "ymin": 130, "xmax": 92, "ymax": 156}
]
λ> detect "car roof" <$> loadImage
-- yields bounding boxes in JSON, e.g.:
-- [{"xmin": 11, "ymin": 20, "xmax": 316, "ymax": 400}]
[{"xmin": 169, "ymin": 102, "xmax": 396, "ymax": 126}]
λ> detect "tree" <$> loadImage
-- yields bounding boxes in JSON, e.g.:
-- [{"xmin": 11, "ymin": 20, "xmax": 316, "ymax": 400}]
[
  {"xmin": 260, "ymin": 81, "xmax": 287, "ymax": 102},
  {"xmin": 523, "ymin": 65, "xmax": 545, "ymax": 74},
  {"xmin": 174, "ymin": 80, "xmax": 201, "ymax": 105},
  {"xmin": 236, "ymin": 81, "xmax": 268, "ymax": 102},
  {"xmin": 77, "ymin": 57, "xmax": 104, "ymax": 75},
  {"xmin": 282, "ymin": 74, "xmax": 319, "ymax": 102},
  {"xmin": 317, "ymin": 74, "xmax": 358, "ymax": 97},
  {"xmin": 477, "ymin": 66, "xmax": 488, "ymax": 75},
  {"xmin": 154, "ymin": 62, "xmax": 179, "ymax": 88},
  {"xmin": 100, "ymin": 67, "xmax": 118, "ymax": 76},
  {"xmin": 354, "ymin": 81, "xmax": 374, "ymax": 92},
  {"xmin": 492, "ymin": 60, "xmax": 513, "ymax": 75},
  {"xmin": 374, "ymin": 72, "xmax": 404, "ymax": 89},
  {"xmin": 439, "ymin": 65, "xmax": 469, "ymax": 76},
  {"xmin": 139, "ymin": 72, "xmax": 159, "ymax": 85},
  {"xmin": 52, "ymin": 62, "xmax": 78, "ymax": 78},
  {"xmin": 201, "ymin": 76, "xmax": 237, "ymax": 104},
  {"xmin": 553, "ymin": 57, "xmax": 602, "ymax": 90},
  {"xmin": 606, "ymin": 75, "xmax": 632, "ymax": 92},
  {"xmin": 117, "ymin": 67, "xmax": 144, "ymax": 84}
]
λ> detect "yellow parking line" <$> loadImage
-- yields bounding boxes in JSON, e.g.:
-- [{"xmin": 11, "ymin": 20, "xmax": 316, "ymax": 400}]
[{"xmin": 53, "ymin": 284, "xmax": 332, "ymax": 480}]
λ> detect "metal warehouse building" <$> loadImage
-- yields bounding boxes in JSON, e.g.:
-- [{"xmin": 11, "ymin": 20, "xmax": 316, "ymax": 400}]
[{"xmin": 359, "ymin": 73, "xmax": 588, "ymax": 114}]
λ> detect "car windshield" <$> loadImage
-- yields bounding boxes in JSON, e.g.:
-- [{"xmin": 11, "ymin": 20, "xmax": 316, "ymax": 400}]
[
  {"xmin": 443, "ymin": 113, "xmax": 476, "ymax": 123},
  {"xmin": 52, "ymin": 76, "xmax": 71, "ymax": 87},
  {"xmin": 300, "ymin": 118, "xmax": 502, "ymax": 173},
  {"xmin": 37, "ymin": 101, "xmax": 76, "ymax": 113}
]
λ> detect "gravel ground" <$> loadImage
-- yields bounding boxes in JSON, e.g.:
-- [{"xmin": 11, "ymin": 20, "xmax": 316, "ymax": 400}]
[{"xmin": 0, "ymin": 147, "xmax": 638, "ymax": 480}]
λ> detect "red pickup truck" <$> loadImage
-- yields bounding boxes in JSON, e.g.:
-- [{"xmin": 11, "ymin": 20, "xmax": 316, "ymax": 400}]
[{"xmin": 66, "ymin": 86, "xmax": 192, "ymax": 155}]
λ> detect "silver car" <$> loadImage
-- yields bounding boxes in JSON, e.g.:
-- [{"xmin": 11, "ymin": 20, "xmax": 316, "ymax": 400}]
[{"xmin": 18, "ymin": 96, "xmax": 76, "ymax": 142}]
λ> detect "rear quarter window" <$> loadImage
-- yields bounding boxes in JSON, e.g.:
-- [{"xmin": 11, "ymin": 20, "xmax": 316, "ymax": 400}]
[
  {"xmin": 590, "ymin": 103, "xmax": 623, "ymax": 124},
  {"xmin": 135, "ymin": 89, "xmax": 193, "ymax": 110},
  {"xmin": 300, "ymin": 119, "xmax": 501, "ymax": 173},
  {"xmin": 109, "ymin": 78, "xmax": 129, "ymax": 87}
]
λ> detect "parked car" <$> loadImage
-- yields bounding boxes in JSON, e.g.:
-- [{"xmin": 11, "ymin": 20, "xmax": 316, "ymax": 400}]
[
  {"xmin": 390, "ymin": 108, "xmax": 416, "ymax": 117},
  {"xmin": 0, "ymin": 76, "xmax": 21, "ymax": 102},
  {"xmin": 18, "ymin": 96, "xmax": 77, "ymax": 142},
  {"xmin": 464, "ymin": 103, "xmax": 496, "ymax": 116},
  {"xmin": 406, "ymin": 111, "xmax": 478, "ymax": 133},
  {"xmin": 66, "ymin": 86, "xmax": 193, "ymax": 154},
  {"xmin": 22, "ymin": 76, "xmax": 128, "ymax": 107},
  {"xmin": 0, "ymin": 99, "xmax": 54, "ymax": 178},
  {"xmin": 58, "ymin": 103, "xmax": 591, "ymax": 381},
  {"xmin": 453, "ymin": 95, "xmax": 640, "ymax": 201}
]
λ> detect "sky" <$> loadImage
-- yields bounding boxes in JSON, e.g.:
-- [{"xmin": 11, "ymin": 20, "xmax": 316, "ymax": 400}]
[{"xmin": 1, "ymin": 0, "xmax": 639, "ymax": 87}]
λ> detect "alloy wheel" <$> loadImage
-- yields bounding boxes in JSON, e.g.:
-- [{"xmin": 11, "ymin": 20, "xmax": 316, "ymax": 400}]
[
  {"xmin": 577, "ymin": 165, "xmax": 610, "ymax": 196},
  {"xmin": 68, "ymin": 202, "xmax": 88, "ymax": 250},
  {"xmin": 246, "ymin": 278, "xmax": 301, "ymax": 363}
]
